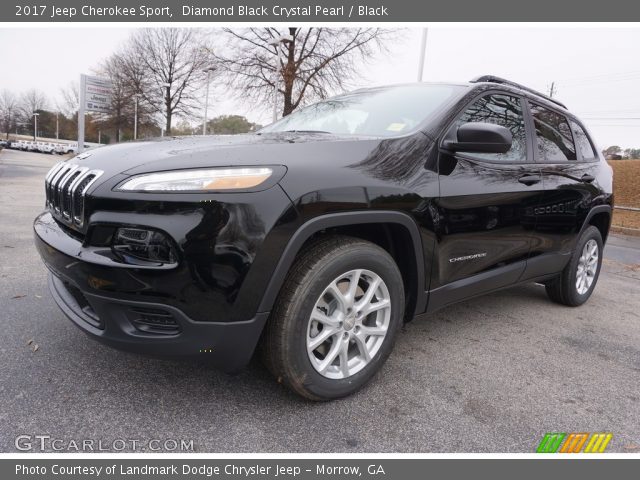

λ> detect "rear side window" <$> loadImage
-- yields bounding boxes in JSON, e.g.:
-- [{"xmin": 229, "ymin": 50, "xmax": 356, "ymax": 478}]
[
  {"xmin": 571, "ymin": 121, "xmax": 597, "ymax": 161},
  {"xmin": 530, "ymin": 103, "xmax": 577, "ymax": 161},
  {"xmin": 455, "ymin": 94, "xmax": 527, "ymax": 162}
]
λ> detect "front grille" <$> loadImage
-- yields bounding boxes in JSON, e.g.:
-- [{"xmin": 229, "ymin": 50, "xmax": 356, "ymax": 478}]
[{"xmin": 44, "ymin": 162, "xmax": 102, "ymax": 227}]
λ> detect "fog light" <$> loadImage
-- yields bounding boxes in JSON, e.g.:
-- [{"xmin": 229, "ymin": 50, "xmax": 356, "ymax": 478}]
[{"xmin": 112, "ymin": 227, "xmax": 177, "ymax": 265}]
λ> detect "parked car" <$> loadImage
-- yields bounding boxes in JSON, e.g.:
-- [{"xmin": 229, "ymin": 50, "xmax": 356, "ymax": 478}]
[
  {"xmin": 34, "ymin": 76, "xmax": 613, "ymax": 400},
  {"xmin": 55, "ymin": 143, "xmax": 96, "ymax": 155},
  {"xmin": 55, "ymin": 143, "xmax": 76, "ymax": 154},
  {"xmin": 40, "ymin": 143, "xmax": 57, "ymax": 155}
]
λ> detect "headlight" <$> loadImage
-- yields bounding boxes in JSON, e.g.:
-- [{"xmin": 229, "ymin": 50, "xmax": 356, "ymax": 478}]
[{"xmin": 116, "ymin": 167, "xmax": 273, "ymax": 192}]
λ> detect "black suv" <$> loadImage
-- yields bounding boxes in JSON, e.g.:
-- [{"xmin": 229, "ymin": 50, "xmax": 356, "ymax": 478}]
[{"xmin": 34, "ymin": 76, "xmax": 613, "ymax": 400}]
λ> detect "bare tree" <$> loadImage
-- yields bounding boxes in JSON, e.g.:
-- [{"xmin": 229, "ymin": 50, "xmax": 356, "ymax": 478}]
[
  {"xmin": 122, "ymin": 28, "xmax": 215, "ymax": 134},
  {"xmin": 214, "ymin": 28, "xmax": 395, "ymax": 117},
  {"xmin": 58, "ymin": 82, "xmax": 79, "ymax": 118},
  {"xmin": 18, "ymin": 89, "xmax": 49, "ymax": 136},
  {"xmin": 0, "ymin": 90, "xmax": 19, "ymax": 138}
]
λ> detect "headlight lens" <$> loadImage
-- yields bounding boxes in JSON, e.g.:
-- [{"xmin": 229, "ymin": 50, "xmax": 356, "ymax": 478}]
[{"xmin": 117, "ymin": 167, "xmax": 273, "ymax": 192}]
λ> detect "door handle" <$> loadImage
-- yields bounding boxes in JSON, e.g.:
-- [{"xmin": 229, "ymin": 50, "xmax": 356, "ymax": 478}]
[
  {"xmin": 581, "ymin": 174, "xmax": 595, "ymax": 183},
  {"xmin": 518, "ymin": 174, "xmax": 541, "ymax": 186}
]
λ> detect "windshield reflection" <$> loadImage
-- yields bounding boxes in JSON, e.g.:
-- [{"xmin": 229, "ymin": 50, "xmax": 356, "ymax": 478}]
[{"xmin": 261, "ymin": 84, "xmax": 464, "ymax": 137}]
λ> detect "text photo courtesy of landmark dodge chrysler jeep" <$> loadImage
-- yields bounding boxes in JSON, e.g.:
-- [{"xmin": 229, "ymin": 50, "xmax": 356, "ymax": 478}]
[{"xmin": 34, "ymin": 76, "xmax": 612, "ymax": 400}]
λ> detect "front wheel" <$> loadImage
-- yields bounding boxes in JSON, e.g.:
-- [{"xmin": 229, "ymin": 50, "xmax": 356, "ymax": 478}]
[
  {"xmin": 261, "ymin": 236, "xmax": 405, "ymax": 400},
  {"xmin": 546, "ymin": 225, "xmax": 603, "ymax": 306}
]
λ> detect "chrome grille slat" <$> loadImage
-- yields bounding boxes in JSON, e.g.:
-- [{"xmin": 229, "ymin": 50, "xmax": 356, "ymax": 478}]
[
  {"xmin": 56, "ymin": 165, "xmax": 79, "ymax": 213},
  {"xmin": 61, "ymin": 170, "xmax": 83, "ymax": 219},
  {"xmin": 43, "ymin": 162, "xmax": 103, "ymax": 228},
  {"xmin": 46, "ymin": 164, "xmax": 69, "ymax": 208},
  {"xmin": 51, "ymin": 166, "xmax": 71, "ymax": 212}
]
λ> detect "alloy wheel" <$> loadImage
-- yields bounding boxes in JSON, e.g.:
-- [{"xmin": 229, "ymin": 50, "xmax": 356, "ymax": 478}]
[
  {"xmin": 306, "ymin": 269, "xmax": 391, "ymax": 379},
  {"xmin": 576, "ymin": 239, "xmax": 598, "ymax": 295}
]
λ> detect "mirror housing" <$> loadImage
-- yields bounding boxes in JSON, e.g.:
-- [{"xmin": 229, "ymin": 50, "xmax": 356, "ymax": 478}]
[{"xmin": 443, "ymin": 122, "xmax": 513, "ymax": 154}]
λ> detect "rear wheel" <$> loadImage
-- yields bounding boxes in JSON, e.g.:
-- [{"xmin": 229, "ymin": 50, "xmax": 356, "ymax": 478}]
[
  {"xmin": 545, "ymin": 225, "xmax": 603, "ymax": 306},
  {"xmin": 261, "ymin": 236, "xmax": 404, "ymax": 400}
]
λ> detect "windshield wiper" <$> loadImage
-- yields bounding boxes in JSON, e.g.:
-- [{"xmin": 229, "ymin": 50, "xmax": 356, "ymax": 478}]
[{"xmin": 282, "ymin": 129, "xmax": 331, "ymax": 134}]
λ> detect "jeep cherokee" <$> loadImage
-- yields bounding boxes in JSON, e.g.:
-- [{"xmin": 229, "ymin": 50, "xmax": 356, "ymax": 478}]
[{"xmin": 34, "ymin": 76, "xmax": 613, "ymax": 400}]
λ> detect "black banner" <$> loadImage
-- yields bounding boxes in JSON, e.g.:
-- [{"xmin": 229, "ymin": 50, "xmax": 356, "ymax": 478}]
[
  {"xmin": 4, "ymin": 459, "xmax": 640, "ymax": 479},
  {"xmin": 4, "ymin": 0, "xmax": 640, "ymax": 22}
]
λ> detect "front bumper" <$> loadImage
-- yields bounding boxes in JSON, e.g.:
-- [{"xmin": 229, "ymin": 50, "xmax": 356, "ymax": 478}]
[{"xmin": 34, "ymin": 213, "xmax": 269, "ymax": 372}]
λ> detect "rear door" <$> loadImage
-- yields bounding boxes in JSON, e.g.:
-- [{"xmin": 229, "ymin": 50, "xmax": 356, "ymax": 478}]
[
  {"xmin": 524, "ymin": 102, "xmax": 603, "ymax": 276},
  {"xmin": 429, "ymin": 92, "xmax": 544, "ymax": 309}
]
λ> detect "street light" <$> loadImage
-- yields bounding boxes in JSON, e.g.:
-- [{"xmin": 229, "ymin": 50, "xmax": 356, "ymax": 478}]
[
  {"xmin": 32, "ymin": 113, "xmax": 40, "ymax": 141},
  {"xmin": 202, "ymin": 67, "xmax": 216, "ymax": 135},
  {"xmin": 268, "ymin": 34, "xmax": 294, "ymax": 123}
]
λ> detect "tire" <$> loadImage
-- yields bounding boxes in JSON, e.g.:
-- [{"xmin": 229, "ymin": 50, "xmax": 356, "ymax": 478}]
[
  {"xmin": 261, "ymin": 235, "xmax": 405, "ymax": 401},
  {"xmin": 545, "ymin": 225, "xmax": 603, "ymax": 306}
]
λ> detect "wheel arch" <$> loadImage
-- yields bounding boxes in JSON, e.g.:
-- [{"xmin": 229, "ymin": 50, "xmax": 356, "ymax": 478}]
[
  {"xmin": 257, "ymin": 211, "xmax": 427, "ymax": 320},
  {"xmin": 580, "ymin": 205, "xmax": 612, "ymax": 244}
]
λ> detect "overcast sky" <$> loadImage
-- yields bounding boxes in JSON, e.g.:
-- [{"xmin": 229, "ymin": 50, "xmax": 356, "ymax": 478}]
[{"xmin": 0, "ymin": 26, "xmax": 638, "ymax": 148}]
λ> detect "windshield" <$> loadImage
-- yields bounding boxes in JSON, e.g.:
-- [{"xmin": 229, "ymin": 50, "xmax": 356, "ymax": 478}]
[{"xmin": 261, "ymin": 84, "xmax": 465, "ymax": 137}]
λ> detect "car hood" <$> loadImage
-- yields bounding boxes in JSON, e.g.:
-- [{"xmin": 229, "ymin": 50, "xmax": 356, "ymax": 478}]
[
  {"xmin": 65, "ymin": 131, "xmax": 439, "ymax": 199},
  {"xmin": 67, "ymin": 133, "xmax": 381, "ymax": 177}
]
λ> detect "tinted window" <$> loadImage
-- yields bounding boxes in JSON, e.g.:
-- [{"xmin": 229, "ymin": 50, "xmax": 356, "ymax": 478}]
[
  {"xmin": 530, "ymin": 103, "xmax": 577, "ymax": 161},
  {"xmin": 571, "ymin": 121, "xmax": 597, "ymax": 160},
  {"xmin": 455, "ymin": 94, "xmax": 527, "ymax": 162}
]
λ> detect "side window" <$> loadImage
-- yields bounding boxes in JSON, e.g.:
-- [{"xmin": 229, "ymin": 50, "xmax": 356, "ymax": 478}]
[
  {"xmin": 455, "ymin": 94, "xmax": 527, "ymax": 162},
  {"xmin": 530, "ymin": 103, "xmax": 577, "ymax": 161},
  {"xmin": 571, "ymin": 121, "xmax": 597, "ymax": 161}
]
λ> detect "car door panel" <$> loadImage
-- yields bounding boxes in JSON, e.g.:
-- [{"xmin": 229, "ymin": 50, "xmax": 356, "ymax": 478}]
[
  {"xmin": 433, "ymin": 157, "xmax": 542, "ymax": 289},
  {"xmin": 525, "ymin": 103, "xmax": 601, "ymax": 272},
  {"xmin": 424, "ymin": 92, "xmax": 544, "ymax": 309}
]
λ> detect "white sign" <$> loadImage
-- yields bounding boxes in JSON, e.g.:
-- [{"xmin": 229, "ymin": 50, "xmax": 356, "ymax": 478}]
[{"xmin": 84, "ymin": 75, "xmax": 112, "ymax": 113}]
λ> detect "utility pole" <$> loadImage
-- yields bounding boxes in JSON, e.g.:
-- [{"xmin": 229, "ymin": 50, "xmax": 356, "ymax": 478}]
[
  {"xmin": 417, "ymin": 28, "xmax": 429, "ymax": 82},
  {"xmin": 33, "ymin": 113, "xmax": 39, "ymax": 141},
  {"xmin": 548, "ymin": 81, "xmax": 557, "ymax": 98},
  {"xmin": 268, "ymin": 35, "xmax": 294, "ymax": 123},
  {"xmin": 134, "ymin": 94, "xmax": 139, "ymax": 140},
  {"xmin": 78, "ymin": 74, "xmax": 86, "ymax": 153},
  {"xmin": 55, "ymin": 112, "xmax": 59, "ymax": 139},
  {"xmin": 202, "ymin": 67, "xmax": 216, "ymax": 135}
]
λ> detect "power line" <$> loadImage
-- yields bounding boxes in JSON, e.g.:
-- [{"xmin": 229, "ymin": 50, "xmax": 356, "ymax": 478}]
[
  {"xmin": 581, "ymin": 117, "xmax": 640, "ymax": 120},
  {"xmin": 558, "ymin": 70, "xmax": 640, "ymax": 83},
  {"xmin": 557, "ymin": 73, "xmax": 640, "ymax": 89}
]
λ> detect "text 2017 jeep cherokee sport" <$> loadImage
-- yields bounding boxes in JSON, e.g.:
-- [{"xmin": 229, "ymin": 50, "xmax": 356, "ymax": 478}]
[{"xmin": 34, "ymin": 76, "xmax": 613, "ymax": 400}]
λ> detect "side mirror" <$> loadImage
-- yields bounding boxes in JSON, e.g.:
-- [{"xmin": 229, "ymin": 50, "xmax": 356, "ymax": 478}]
[{"xmin": 443, "ymin": 122, "xmax": 512, "ymax": 154}]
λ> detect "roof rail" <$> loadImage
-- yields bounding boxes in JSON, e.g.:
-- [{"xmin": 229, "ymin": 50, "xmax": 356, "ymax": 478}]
[{"xmin": 470, "ymin": 75, "xmax": 567, "ymax": 109}]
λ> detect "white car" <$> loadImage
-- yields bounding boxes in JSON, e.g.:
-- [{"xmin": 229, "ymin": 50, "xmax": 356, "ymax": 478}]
[
  {"xmin": 55, "ymin": 143, "xmax": 76, "ymax": 154},
  {"xmin": 40, "ymin": 143, "xmax": 57, "ymax": 154}
]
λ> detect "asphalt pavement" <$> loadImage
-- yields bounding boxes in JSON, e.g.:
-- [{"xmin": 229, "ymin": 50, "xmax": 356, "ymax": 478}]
[{"xmin": 1, "ymin": 148, "xmax": 639, "ymax": 453}]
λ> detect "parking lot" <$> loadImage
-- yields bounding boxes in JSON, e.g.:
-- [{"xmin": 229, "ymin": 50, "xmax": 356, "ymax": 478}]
[{"xmin": 0, "ymin": 148, "xmax": 639, "ymax": 453}]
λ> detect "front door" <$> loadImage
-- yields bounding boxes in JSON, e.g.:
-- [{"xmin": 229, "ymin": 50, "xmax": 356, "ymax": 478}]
[{"xmin": 428, "ymin": 92, "xmax": 543, "ymax": 310}]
